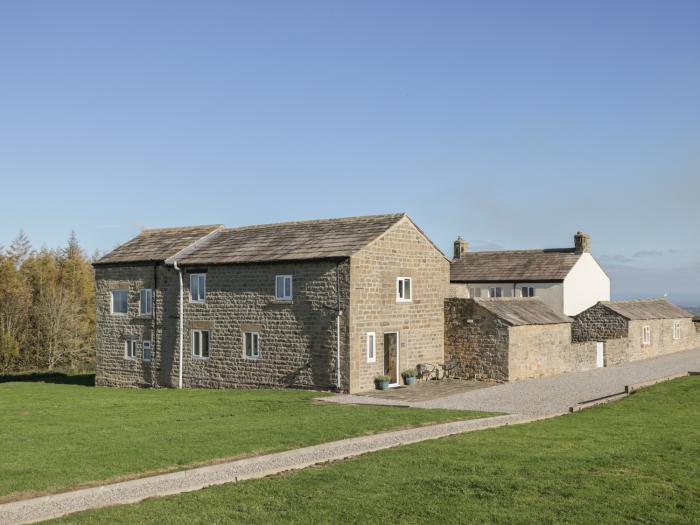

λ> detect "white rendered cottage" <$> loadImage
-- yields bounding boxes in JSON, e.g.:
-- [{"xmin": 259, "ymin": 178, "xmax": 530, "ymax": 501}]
[{"xmin": 449, "ymin": 232, "xmax": 610, "ymax": 316}]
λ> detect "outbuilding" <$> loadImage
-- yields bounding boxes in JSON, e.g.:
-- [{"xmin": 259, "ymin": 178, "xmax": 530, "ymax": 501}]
[
  {"xmin": 444, "ymin": 298, "xmax": 573, "ymax": 382},
  {"xmin": 572, "ymin": 299, "xmax": 698, "ymax": 365}
]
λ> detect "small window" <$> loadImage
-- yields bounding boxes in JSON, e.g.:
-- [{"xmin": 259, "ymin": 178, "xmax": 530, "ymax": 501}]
[
  {"xmin": 244, "ymin": 332, "xmax": 260, "ymax": 359},
  {"xmin": 125, "ymin": 339, "xmax": 137, "ymax": 359},
  {"xmin": 190, "ymin": 273, "xmax": 206, "ymax": 303},
  {"xmin": 143, "ymin": 340, "xmax": 152, "ymax": 362},
  {"xmin": 642, "ymin": 325, "xmax": 651, "ymax": 345},
  {"xmin": 111, "ymin": 290, "xmax": 128, "ymax": 315},
  {"xmin": 672, "ymin": 321, "xmax": 681, "ymax": 340},
  {"xmin": 489, "ymin": 287, "xmax": 503, "ymax": 298},
  {"xmin": 275, "ymin": 275, "xmax": 293, "ymax": 300},
  {"xmin": 397, "ymin": 277, "xmax": 412, "ymax": 302},
  {"xmin": 366, "ymin": 332, "xmax": 376, "ymax": 363},
  {"xmin": 192, "ymin": 329, "xmax": 210, "ymax": 358},
  {"xmin": 469, "ymin": 288, "xmax": 481, "ymax": 298},
  {"xmin": 140, "ymin": 289, "xmax": 153, "ymax": 316},
  {"xmin": 521, "ymin": 287, "xmax": 535, "ymax": 298}
]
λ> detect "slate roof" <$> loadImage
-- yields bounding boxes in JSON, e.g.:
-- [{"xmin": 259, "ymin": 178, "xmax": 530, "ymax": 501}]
[
  {"xmin": 599, "ymin": 299, "xmax": 693, "ymax": 320},
  {"xmin": 450, "ymin": 249, "xmax": 581, "ymax": 282},
  {"xmin": 474, "ymin": 298, "xmax": 573, "ymax": 326},
  {"xmin": 176, "ymin": 213, "xmax": 409, "ymax": 264},
  {"xmin": 95, "ymin": 225, "xmax": 223, "ymax": 265}
]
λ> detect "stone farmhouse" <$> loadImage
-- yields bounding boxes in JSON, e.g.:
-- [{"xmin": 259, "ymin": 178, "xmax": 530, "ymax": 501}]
[
  {"xmin": 572, "ymin": 299, "xmax": 697, "ymax": 367},
  {"xmin": 450, "ymin": 232, "xmax": 610, "ymax": 316},
  {"xmin": 93, "ymin": 213, "xmax": 449, "ymax": 394}
]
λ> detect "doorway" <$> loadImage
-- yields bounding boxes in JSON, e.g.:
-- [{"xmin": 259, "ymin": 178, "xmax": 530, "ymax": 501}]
[
  {"xmin": 383, "ymin": 332, "xmax": 400, "ymax": 386},
  {"xmin": 596, "ymin": 342, "xmax": 605, "ymax": 368}
]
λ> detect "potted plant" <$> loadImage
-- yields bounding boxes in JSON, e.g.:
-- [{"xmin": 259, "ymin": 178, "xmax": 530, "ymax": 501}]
[
  {"xmin": 374, "ymin": 375, "xmax": 390, "ymax": 390},
  {"xmin": 401, "ymin": 369, "xmax": 417, "ymax": 386}
]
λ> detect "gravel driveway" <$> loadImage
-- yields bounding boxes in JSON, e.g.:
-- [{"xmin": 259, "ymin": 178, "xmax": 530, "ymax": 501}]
[{"xmin": 326, "ymin": 347, "xmax": 700, "ymax": 416}]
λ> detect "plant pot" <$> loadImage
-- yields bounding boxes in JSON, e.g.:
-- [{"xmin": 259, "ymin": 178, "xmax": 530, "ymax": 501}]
[
  {"xmin": 403, "ymin": 376, "xmax": 416, "ymax": 386},
  {"xmin": 375, "ymin": 380, "xmax": 390, "ymax": 390}
]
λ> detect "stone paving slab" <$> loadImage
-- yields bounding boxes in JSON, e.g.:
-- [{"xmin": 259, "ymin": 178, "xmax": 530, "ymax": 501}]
[{"xmin": 0, "ymin": 413, "xmax": 542, "ymax": 525}]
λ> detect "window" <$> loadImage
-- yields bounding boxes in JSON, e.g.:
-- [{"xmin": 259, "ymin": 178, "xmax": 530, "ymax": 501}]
[
  {"xmin": 673, "ymin": 321, "xmax": 681, "ymax": 340},
  {"xmin": 366, "ymin": 332, "xmax": 376, "ymax": 363},
  {"xmin": 275, "ymin": 275, "xmax": 293, "ymax": 300},
  {"xmin": 397, "ymin": 277, "xmax": 412, "ymax": 302},
  {"xmin": 139, "ymin": 289, "xmax": 152, "ymax": 316},
  {"xmin": 469, "ymin": 288, "xmax": 481, "ymax": 298},
  {"xmin": 143, "ymin": 340, "xmax": 152, "ymax": 362},
  {"xmin": 489, "ymin": 287, "xmax": 503, "ymax": 298},
  {"xmin": 190, "ymin": 273, "xmax": 206, "ymax": 303},
  {"xmin": 244, "ymin": 332, "xmax": 260, "ymax": 359},
  {"xmin": 111, "ymin": 289, "xmax": 128, "ymax": 315},
  {"xmin": 192, "ymin": 329, "xmax": 210, "ymax": 358},
  {"xmin": 642, "ymin": 325, "xmax": 651, "ymax": 345},
  {"xmin": 521, "ymin": 287, "xmax": 535, "ymax": 298},
  {"xmin": 125, "ymin": 339, "xmax": 137, "ymax": 359}
]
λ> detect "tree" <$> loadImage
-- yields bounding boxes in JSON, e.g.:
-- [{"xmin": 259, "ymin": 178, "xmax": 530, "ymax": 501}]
[
  {"xmin": 8, "ymin": 230, "xmax": 32, "ymax": 268},
  {"xmin": 33, "ymin": 287, "xmax": 83, "ymax": 370},
  {"xmin": 0, "ymin": 255, "xmax": 32, "ymax": 371}
]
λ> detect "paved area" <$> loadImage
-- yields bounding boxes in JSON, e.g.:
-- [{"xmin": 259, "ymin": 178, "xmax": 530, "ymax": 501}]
[
  {"xmin": 0, "ymin": 414, "xmax": 539, "ymax": 525},
  {"xmin": 325, "ymin": 347, "xmax": 700, "ymax": 416},
  {"xmin": 357, "ymin": 378, "xmax": 493, "ymax": 402}
]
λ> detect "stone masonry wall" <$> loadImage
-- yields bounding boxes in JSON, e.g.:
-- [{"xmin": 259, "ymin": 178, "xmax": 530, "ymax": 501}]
[
  {"xmin": 444, "ymin": 299, "xmax": 509, "ymax": 382},
  {"xmin": 349, "ymin": 218, "xmax": 449, "ymax": 392},
  {"xmin": 627, "ymin": 318, "xmax": 697, "ymax": 361},
  {"xmin": 96, "ymin": 260, "xmax": 350, "ymax": 390},
  {"xmin": 507, "ymin": 323, "xmax": 572, "ymax": 381},
  {"xmin": 571, "ymin": 303, "xmax": 628, "ymax": 342}
]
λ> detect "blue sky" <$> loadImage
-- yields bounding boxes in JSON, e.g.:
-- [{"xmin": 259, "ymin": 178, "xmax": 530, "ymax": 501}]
[{"xmin": 1, "ymin": 1, "xmax": 699, "ymax": 303}]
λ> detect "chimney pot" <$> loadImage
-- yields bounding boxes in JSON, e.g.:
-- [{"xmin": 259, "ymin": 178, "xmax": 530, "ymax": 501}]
[
  {"xmin": 454, "ymin": 236, "xmax": 469, "ymax": 259},
  {"xmin": 574, "ymin": 231, "xmax": 591, "ymax": 253}
]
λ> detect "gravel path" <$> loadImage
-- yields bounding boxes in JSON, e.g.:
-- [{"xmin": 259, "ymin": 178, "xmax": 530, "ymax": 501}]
[
  {"xmin": 0, "ymin": 414, "xmax": 540, "ymax": 525},
  {"xmin": 326, "ymin": 347, "xmax": 700, "ymax": 416}
]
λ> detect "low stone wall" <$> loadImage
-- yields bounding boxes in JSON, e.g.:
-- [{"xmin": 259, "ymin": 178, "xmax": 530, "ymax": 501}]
[
  {"xmin": 508, "ymin": 323, "xmax": 572, "ymax": 381},
  {"xmin": 570, "ymin": 341, "xmax": 597, "ymax": 371}
]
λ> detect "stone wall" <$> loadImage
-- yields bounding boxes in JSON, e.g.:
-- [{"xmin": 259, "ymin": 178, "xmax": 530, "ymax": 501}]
[
  {"xmin": 349, "ymin": 218, "xmax": 450, "ymax": 392},
  {"xmin": 626, "ymin": 318, "xmax": 697, "ymax": 361},
  {"xmin": 444, "ymin": 298, "xmax": 509, "ymax": 381},
  {"xmin": 571, "ymin": 303, "xmax": 627, "ymax": 342},
  {"xmin": 508, "ymin": 323, "xmax": 572, "ymax": 381},
  {"xmin": 96, "ymin": 260, "xmax": 350, "ymax": 390},
  {"xmin": 569, "ymin": 341, "xmax": 597, "ymax": 371}
]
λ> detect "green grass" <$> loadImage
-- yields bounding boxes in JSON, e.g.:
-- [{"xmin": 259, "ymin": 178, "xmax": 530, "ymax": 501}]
[
  {"xmin": 0, "ymin": 374, "xmax": 486, "ymax": 500},
  {"xmin": 52, "ymin": 376, "xmax": 700, "ymax": 524}
]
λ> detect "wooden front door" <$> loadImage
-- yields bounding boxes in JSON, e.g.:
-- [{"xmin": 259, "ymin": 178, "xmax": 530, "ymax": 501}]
[{"xmin": 384, "ymin": 332, "xmax": 399, "ymax": 385}]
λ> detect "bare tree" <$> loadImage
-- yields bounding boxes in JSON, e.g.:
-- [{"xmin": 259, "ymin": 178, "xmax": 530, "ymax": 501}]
[{"xmin": 33, "ymin": 288, "xmax": 83, "ymax": 370}]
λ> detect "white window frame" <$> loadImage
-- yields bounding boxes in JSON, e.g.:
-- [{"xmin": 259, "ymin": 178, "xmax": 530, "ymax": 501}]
[
  {"xmin": 672, "ymin": 320, "xmax": 681, "ymax": 340},
  {"xmin": 469, "ymin": 287, "xmax": 481, "ymax": 299},
  {"xmin": 396, "ymin": 277, "xmax": 412, "ymax": 303},
  {"xmin": 139, "ymin": 288, "xmax": 153, "ymax": 316},
  {"xmin": 192, "ymin": 329, "xmax": 210, "ymax": 359},
  {"xmin": 142, "ymin": 340, "xmax": 152, "ymax": 362},
  {"xmin": 111, "ymin": 289, "xmax": 128, "ymax": 315},
  {"xmin": 642, "ymin": 325, "xmax": 651, "ymax": 345},
  {"xmin": 243, "ymin": 331, "xmax": 261, "ymax": 359},
  {"xmin": 489, "ymin": 287, "xmax": 503, "ymax": 298},
  {"xmin": 125, "ymin": 339, "xmax": 137, "ymax": 360},
  {"xmin": 189, "ymin": 273, "xmax": 207, "ymax": 303},
  {"xmin": 521, "ymin": 287, "xmax": 535, "ymax": 298},
  {"xmin": 275, "ymin": 275, "xmax": 293, "ymax": 301},
  {"xmin": 366, "ymin": 332, "xmax": 376, "ymax": 363}
]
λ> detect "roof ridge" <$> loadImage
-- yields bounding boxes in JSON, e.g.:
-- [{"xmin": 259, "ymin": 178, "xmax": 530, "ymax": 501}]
[
  {"xmin": 458, "ymin": 247, "xmax": 576, "ymax": 255},
  {"xmin": 221, "ymin": 213, "xmax": 406, "ymax": 232},
  {"xmin": 601, "ymin": 298, "xmax": 667, "ymax": 304},
  {"xmin": 141, "ymin": 224, "xmax": 224, "ymax": 234}
]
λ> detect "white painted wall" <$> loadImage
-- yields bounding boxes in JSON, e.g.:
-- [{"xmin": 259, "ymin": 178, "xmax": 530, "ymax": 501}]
[{"xmin": 563, "ymin": 253, "xmax": 610, "ymax": 316}]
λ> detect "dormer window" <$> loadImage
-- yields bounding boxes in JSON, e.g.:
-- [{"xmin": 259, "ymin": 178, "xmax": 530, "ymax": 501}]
[{"xmin": 396, "ymin": 277, "xmax": 412, "ymax": 302}]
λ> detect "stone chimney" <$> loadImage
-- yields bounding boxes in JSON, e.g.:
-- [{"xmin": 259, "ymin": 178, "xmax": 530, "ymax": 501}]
[
  {"xmin": 574, "ymin": 231, "xmax": 591, "ymax": 253},
  {"xmin": 454, "ymin": 236, "xmax": 469, "ymax": 259}
]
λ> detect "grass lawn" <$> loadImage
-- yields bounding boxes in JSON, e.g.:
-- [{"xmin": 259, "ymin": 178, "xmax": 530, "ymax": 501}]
[
  {"xmin": 52, "ymin": 376, "xmax": 700, "ymax": 524},
  {"xmin": 0, "ymin": 373, "xmax": 487, "ymax": 501}
]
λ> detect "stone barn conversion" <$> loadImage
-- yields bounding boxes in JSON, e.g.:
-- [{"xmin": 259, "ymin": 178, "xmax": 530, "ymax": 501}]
[
  {"xmin": 572, "ymin": 299, "xmax": 698, "ymax": 366},
  {"xmin": 444, "ymin": 298, "xmax": 573, "ymax": 382},
  {"xmin": 93, "ymin": 213, "xmax": 449, "ymax": 394}
]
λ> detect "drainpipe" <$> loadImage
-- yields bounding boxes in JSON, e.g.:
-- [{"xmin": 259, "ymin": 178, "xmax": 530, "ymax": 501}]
[
  {"xmin": 173, "ymin": 261, "xmax": 184, "ymax": 389},
  {"xmin": 336, "ymin": 262, "xmax": 342, "ymax": 391}
]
